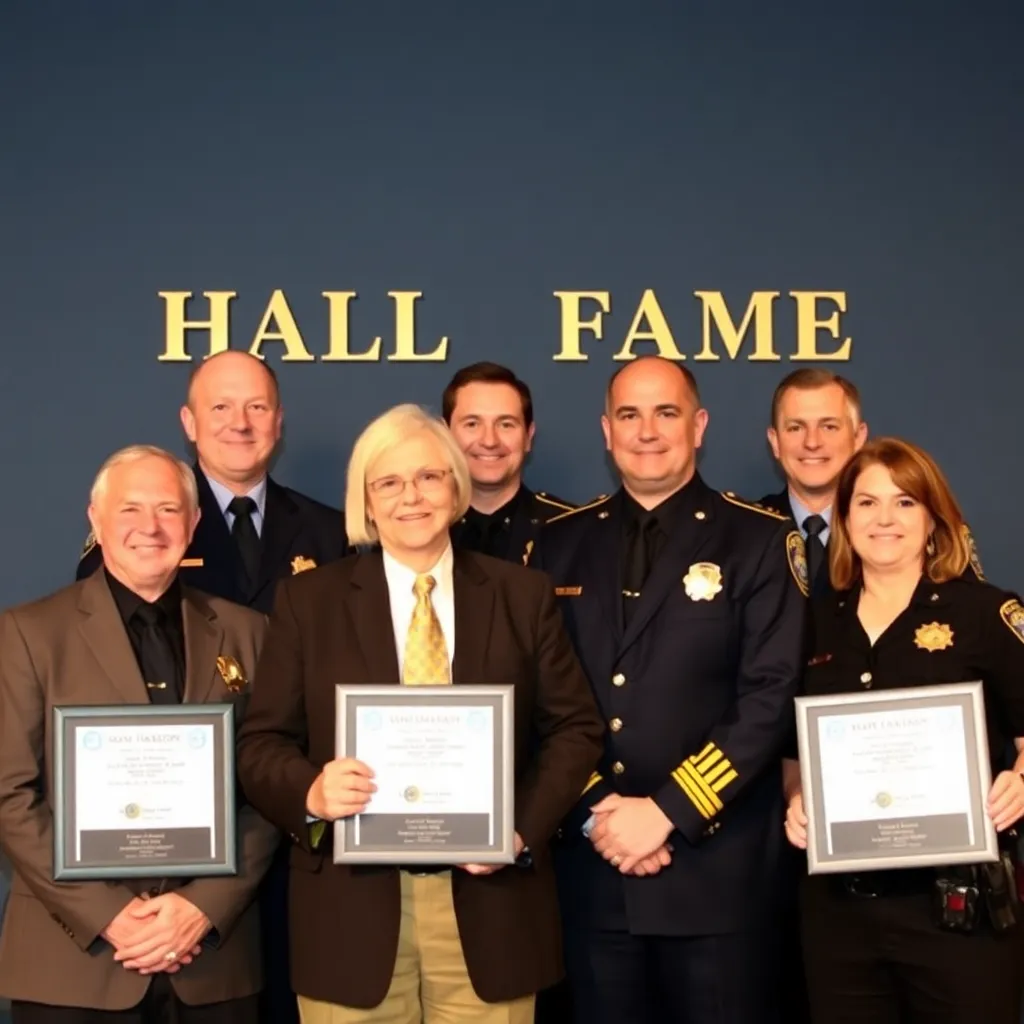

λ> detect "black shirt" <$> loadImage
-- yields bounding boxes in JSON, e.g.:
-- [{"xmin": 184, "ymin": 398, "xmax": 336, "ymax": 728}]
[
  {"xmin": 619, "ymin": 477, "xmax": 699, "ymax": 573},
  {"xmin": 105, "ymin": 569, "xmax": 186, "ymax": 701},
  {"xmin": 455, "ymin": 487, "xmax": 525, "ymax": 561},
  {"xmin": 802, "ymin": 576, "xmax": 1024, "ymax": 775}
]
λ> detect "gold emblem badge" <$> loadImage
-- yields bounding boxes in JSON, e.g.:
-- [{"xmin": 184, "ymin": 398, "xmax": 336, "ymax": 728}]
[
  {"xmin": 1000, "ymin": 600, "xmax": 1024, "ymax": 646},
  {"xmin": 291, "ymin": 555, "xmax": 317, "ymax": 574},
  {"xmin": 914, "ymin": 622, "xmax": 954, "ymax": 652},
  {"xmin": 786, "ymin": 531, "xmax": 809, "ymax": 598},
  {"xmin": 874, "ymin": 792, "xmax": 893, "ymax": 809},
  {"xmin": 216, "ymin": 655, "xmax": 248, "ymax": 692},
  {"xmin": 124, "ymin": 803, "xmax": 141, "ymax": 819},
  {"xmin": 403, "ymin": 785, "xmax": 421, "ymax": 803},
  {"xmin": 683, "ymin": 562, "xmax": 723, "ymax": 602}
]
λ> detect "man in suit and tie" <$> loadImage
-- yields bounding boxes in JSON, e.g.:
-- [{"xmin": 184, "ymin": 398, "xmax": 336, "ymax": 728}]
[
  {"xmin": 0, "ymin": 445, "xmax": 278, "ymax": 1023},
  {"xmin": 75, "ymin": 351, "xmax": 351, "ymax": 1024},
  {"xmin": 531, "ymin": 357, "xmax": 807, "ymax": 1024},
  {"xmin": 234, "ymin": 403, "xmax": 603, "ymax": 1024},
  {"xmin": 442, "ymin": 362, "xmax": 575, "ymax": 566}
]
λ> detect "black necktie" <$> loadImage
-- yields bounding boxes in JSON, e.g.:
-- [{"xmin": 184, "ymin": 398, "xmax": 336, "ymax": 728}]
[
  {"xmin": 623, "ymin": 513, "xmax": 658, "ymax": 625},
  {"xmin": 133, "ymin": 604, "xmax": 182, "ymax": 704},
  {"xmin": 803, "ymin": 514, "xmax": 827, "ymax": 592},
  {"xmin": 228, "ymin": 496, "xmax": 260, "ymax": 588}
]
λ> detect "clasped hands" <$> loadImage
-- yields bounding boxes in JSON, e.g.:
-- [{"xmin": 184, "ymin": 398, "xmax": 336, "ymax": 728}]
[
  {"xmin": 588, "ymin": 794, "xmax": 674, "ymax": 876},
  {"xmin": 306, "ymin": 758, "xmax": 523, "ymax": 876},
  {"xmin": 103, "ymin": 892, "xmax": 211, "ymax": 975}
]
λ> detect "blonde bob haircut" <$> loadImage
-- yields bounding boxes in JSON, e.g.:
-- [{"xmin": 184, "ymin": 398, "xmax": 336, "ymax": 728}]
[
  {"xmin": 829, "ymin": 437, "xmax": 970, "ymax": 591},
  {"xmin": 345, "ymin": 403, "xmax": 472, "ymax": 547},
  {"xmin": 90, "ymin": 444, "xmax": 199, "ymax": 515}
]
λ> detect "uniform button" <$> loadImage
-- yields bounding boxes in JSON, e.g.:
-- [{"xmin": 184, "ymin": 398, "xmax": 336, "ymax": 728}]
[
  {"xmin": 612, "ymin": 761, "xmax": 625, "ymax": 775},
  {"xmin": 612, "ymin": 673, "xmax": 626, "ymax": 687},
  {"xmin": 860, "ymin": 672, "xmax": 872, "ymax": 684},
  {"xmin": 609, "ymin": 717, "xmax": 623, "ymax": 732},
  {"xmin": 694, "ymin": 511, "xmax": 706, "ymax": 520},
  {"xmin": 930, "ymin": 593, "xmax": 939, "ymax": 602}
]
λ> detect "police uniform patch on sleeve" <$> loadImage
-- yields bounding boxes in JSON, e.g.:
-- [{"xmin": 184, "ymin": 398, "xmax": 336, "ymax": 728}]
[
  {"xmin": 79, "ymin": 529, "xmax": 96, "ymax": 560},
  {"xmin": 1000, "ymin": 599, "xmax": 1024, "ymax": 646},
  {"xmin": 786, "ymin": 531, "xmax": 809, "ymax": 598},
  {"xmin": 963, "ymin": 525, "xmax": 985, "ymax": 581}
]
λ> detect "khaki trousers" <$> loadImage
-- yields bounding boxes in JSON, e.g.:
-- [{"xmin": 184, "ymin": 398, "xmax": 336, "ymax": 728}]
[{"xmin": 297, "ymin": 871, "xmax": 535, "ymax": 1024}]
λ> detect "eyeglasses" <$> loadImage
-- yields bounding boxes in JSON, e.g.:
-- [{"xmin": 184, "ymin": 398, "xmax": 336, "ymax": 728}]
[{"xmin": 367, "ymin": 468, "xmax": 453, "ymax": 500}]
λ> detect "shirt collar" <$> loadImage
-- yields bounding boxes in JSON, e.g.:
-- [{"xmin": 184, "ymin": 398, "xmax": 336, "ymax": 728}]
[
  {"xmin": 788, "ymin": 489, "xmax": 833, "ymax": 538},
  {"xmin": 104, "ymin": 567, "xmax": 183, "ymax": 627},
  {"xmin": 382, "ymin": 543, "xmax": 455, "ymax": 596},
  {"xmin": 205, "ymin": 473, "xmax": 268, "ymax": 521},
  {"xmin": 464, "ymin": 484, "xmax": 524, "ymax": 527},
  {"xmin": 622, "ymin": 473, "xmax": 702, "ymax": 536}
]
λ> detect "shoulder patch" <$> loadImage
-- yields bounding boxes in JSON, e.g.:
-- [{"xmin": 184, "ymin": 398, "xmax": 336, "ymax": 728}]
[
  {"xmin": 79, "ymin": 530, "xmax": 97, "ymax": 560},
  {"xmin": 1000, "ymin": 599, "xmax": 1024, "ymax": 646},
  {"xmin": 546, "ymin": 494, "xmax": 610, "ymax": 524},
  {"xmin": 963, "ymin": 525, "xmax": 985, "ymax": 581},
  {"xmin": 535, "ymin": 492, "xmax": 576, "ymax": 512},
  {"xmin": 786, "ymin": 531, "xmax": 809, "ymax": 597},
  {"xmin": 720, "ymin": 491, "xmax": 788, "ymax": 521}
]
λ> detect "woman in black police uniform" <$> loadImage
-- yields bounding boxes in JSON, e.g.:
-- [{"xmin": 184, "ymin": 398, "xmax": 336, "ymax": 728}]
[{"xmin": 783, "ymin": 437, "xmax": 1024, "ymax": 1024}]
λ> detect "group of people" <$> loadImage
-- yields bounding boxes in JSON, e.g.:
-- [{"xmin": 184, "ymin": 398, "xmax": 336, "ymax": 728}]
[{"xmin": 0, "ymin": 349, "xmax": 1022, "ymax": 1024}]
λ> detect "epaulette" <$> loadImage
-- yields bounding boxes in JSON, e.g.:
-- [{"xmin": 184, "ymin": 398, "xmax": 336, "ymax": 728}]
[
  {"xmin": 545, "ymin": 494, "xmax": 610, "ymax": 524},
  {"xmin": 79, "ymin": 530, "xmax": 97, "ymax": 560},
  {"xmin": 720, "ymin": 491, "xmax": 788, "ymax": 521},
  {"xmin": 535, "ymin": 492, "xmax": 576, "ymax": 512}
]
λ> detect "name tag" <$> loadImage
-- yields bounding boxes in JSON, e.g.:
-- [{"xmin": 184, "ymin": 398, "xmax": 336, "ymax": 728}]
[
  {"xmin": 180, "ymin": 557, "xmax": 204, "ymax": 568},
  {"xmin": 555, "ymin": 586, "xmax": 582, "ymax": 597}
]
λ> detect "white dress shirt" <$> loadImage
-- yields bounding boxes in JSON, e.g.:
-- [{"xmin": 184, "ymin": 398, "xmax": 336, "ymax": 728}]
[
  {"xmin": 206, "ymin": 473, "xmax": 269, "ymax": 537},
  {"xmin": 382, "ymin": 544, "xmax": 456, "ymax": 679}
]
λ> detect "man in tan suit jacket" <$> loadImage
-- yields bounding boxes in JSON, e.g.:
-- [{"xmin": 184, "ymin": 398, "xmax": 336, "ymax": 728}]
[{"xmin": 0, "ymin": 445, "xmax": 279, "ymax": 1024}]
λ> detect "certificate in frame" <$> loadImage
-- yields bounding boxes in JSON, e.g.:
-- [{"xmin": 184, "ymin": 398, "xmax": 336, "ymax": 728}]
[
  {"xmin": 333, "ymin": 684, "xmax": 515, "ymax": 865},
  {"xmin": 52, "ymin": 703, "xmax": 238, "ymax": 881},
  {"xmin": 795, "ymin": 681, "xmax": 999, "ymax": 874}
]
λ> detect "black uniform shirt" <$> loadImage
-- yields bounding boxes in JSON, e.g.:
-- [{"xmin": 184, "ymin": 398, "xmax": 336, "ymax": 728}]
[
  {"xmin": 456, "ymin": 488, "xmax": 525, "ymax": 561},
  {"xmin": 803, "ymin": 576, "xmax": 1024, "ymax": 775}
]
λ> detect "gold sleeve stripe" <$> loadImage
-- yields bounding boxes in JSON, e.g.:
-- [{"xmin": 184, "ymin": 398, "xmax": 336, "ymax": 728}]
[
  {"xmin": 681, "ymin": 761, "xmax": 725, "ymax": 811},
  {"xmin": 696, "ymin": 749, "xmax": 724, "ymax": 774},
  {"xmin": 546, "ymin": 494, "xmax": 611, "ymax": 524},
  {"xmin": 693, "ymin": 742, "xmax": 716, "ymax": 762},
  {"xmin": 581, "ymin": 771, "xmax": 603, "ymax": 796},
  {"xmin": 672, "ymin": 769, "xmax": 714, "ymax": 819},
  {"xmin": 711, "ymin": 768, "xmax": 738, "ymax": 793},
  {"xmin": 703, "ymin": 759, "xmax": 733, "ymax": 786}
]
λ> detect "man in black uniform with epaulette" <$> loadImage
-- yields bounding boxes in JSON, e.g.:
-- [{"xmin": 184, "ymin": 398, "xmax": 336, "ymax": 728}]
[
  {"xmin": 442, "ymin": 361, "xmax": 574, "ymax": 565},
  {"xmin": 75, "ymin": 349, "xmax": 351, "ymax": 1024},
  {"xmin": 531, "ymin": 356, "xmax": 807, "ymax": 1024}
]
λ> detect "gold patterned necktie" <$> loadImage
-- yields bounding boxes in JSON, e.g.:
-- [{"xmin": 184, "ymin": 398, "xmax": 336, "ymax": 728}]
[{"xmin": 402, "ymin": 574, "xmax": 451, "ymax": 686}]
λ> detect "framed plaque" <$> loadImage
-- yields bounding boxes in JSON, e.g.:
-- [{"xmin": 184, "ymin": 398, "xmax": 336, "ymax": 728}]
[
  {"xmin": 52, "ymin": 704, "xmax": 238, "ymax": 880},
  {"xmin": 333, "ymin": 685, "xmax": 515, "ymax": 864},
  {"xmin": 795, "ymin": 681, "xmax": 999, "ymax": 874}
]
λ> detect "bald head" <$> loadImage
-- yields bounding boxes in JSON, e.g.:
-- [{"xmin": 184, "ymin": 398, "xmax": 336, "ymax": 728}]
[
  {"xmin": 180, "ymin": 351, "xmax": 283, "ymax": 493},
  {"xmin": 605, "ymin": 356, "xmax": 700, "ymax": 413}
]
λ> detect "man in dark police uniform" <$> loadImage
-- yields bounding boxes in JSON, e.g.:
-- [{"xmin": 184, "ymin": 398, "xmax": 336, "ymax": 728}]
[
  {"xmin": 531, "ymin": 356, "xmax": 807, "ymax": 1024},
  {"xmin": 75, "ymin": 350, "xmax": 351, "ymax": 1024},
  {"xmin": 442, "ymin": 361, "xmax": 574, "ymax": 566}
]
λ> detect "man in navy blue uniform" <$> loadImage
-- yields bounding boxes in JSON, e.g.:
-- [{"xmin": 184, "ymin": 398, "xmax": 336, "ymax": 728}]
[
  {"xmin": 75, "ymin": 350, "xmax": 351, "ymax": 1024},
  {"xmin": 531, "ymin": 356, "xmax": 807, "ymax": 1024}
]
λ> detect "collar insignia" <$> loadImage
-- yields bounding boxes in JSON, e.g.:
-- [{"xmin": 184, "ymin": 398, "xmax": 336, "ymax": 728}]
[{"xmin": 914, "ymin": 622, "xmax": 954, "ymax": 652}]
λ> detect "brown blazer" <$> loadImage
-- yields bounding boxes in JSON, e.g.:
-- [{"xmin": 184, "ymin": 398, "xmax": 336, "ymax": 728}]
[
  {"xmin": 0, "ymin": 571, "xmax": 280, "ymax": 1011},
  {"xmin": 235, "ymin": 549, "xmax": 604, "ymax": 1009}
]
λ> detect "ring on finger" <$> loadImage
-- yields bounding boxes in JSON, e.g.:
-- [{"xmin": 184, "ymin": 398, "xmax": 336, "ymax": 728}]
[{"xmin": 165, "ymin": 950, "xmax": 177, "ymax": 962}]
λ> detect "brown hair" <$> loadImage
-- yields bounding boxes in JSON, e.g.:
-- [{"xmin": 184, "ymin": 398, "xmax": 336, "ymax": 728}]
[
  {"xmin": 441, "ymin": 362, "xmax": 533, "ymax": 428},
  {"xmin": 829, "ymin": 437, "xmax": 970, "ymax": 589},
  {"xmin": 770, "ymin": 369, "xmax": 861, "ymax": 428}
]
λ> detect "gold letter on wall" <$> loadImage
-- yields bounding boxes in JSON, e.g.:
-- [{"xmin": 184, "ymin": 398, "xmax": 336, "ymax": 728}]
[
  {"xmin": 321, "ymin": 292, "xmax": 382, "ymax": 361},
  {"xmin": 693, "ymin": 291, "xmax": 780, "ymax": 362},
  {"xmin": 614, "ymin": 289, "xmax": 684, "ymax": 361},
  {"xmin": 791, "ymin": 291, "xmax": 852, "ymax": 360},
  {"xmin": 387, "ymin": 291, "xmax": 448, "ymax": 361},
  {"xmin": 249, "ymin": 290, "xmax": 315, "ymax": 362},
  {"xmin": 158, "ymin": 291, "xmax": 236, "ymax": 362},
  {"xmin": 553, "ymin": 291, "xmax": 611, "ymax": 361}
]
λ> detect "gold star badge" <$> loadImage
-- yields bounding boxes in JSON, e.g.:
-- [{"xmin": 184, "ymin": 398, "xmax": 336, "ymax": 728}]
[
  {"xmin": 216, "ymin": 655, "xmax": 248, "ymax": 692},
  {"xmin": 914, "ymin": 622, "xmax": 954, "ymax": 652},
  {"xmin": 683, "ymin": 562, "xmax": 723, "ymax": 602}
]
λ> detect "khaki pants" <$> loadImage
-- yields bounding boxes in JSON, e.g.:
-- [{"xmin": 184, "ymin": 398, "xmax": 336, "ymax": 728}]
[{"xmin": 298, "ymin": 871, "xmax": 535, "ymax": 1024}]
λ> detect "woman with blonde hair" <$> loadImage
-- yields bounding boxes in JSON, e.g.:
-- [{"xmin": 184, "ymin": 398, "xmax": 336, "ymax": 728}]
[{"xmin": 783, "ymin": 437, "xmax": 1024, "ymax": 1024}]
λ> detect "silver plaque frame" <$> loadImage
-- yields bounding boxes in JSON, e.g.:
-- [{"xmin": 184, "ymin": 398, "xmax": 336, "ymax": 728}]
[
  {"xmin": 333, "ymin": 684, "xmax": 515, "ymax": 864},
  {"xmin": 795, "ymin": 681, "xmax": 998, "ymax": 874},
  {"xmin": 52, "ymin": 703, "xmax": 238, "ymax": 881}
]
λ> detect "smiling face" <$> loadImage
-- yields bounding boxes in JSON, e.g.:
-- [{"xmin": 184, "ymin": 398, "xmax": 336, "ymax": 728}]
[
  {"xmin": 365, "ymin": 430, "xmax": 459, "ymax": 568},
  {"xmin": 88, "ymin": 455, "xmax": 199, "ymax": 598},
  {"xmin": 845, "ymin": 462, "xmax": 934, "ymax": 575},
  {"xmin": 601, "ymin": 359, "xmax": 708, "ymax": 506},
  {"xmin": 447, "ymin": 381, "xmax": 534, "ymax": 495},
  {"xmin": 768, "ymin": 383, "xmax": 867, "ymax": 506},
  {"xmin": 180, "ymin": 351, "xmax": 282, "ymax": 491}
]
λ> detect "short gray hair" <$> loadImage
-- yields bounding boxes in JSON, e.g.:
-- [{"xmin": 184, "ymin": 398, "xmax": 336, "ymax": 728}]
[
  {"xmin": 90, "ymin": 445, "xmax": 199, "ymax": 514},
  {"xmin": 345, "ymin": 404, "xmax": 471, "ymax": 547}
]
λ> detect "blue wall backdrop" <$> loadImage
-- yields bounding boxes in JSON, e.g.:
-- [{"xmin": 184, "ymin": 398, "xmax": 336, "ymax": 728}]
[{"xmin": 1, "ymin": 0, "xmax": 1022, "ymax": 618}]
